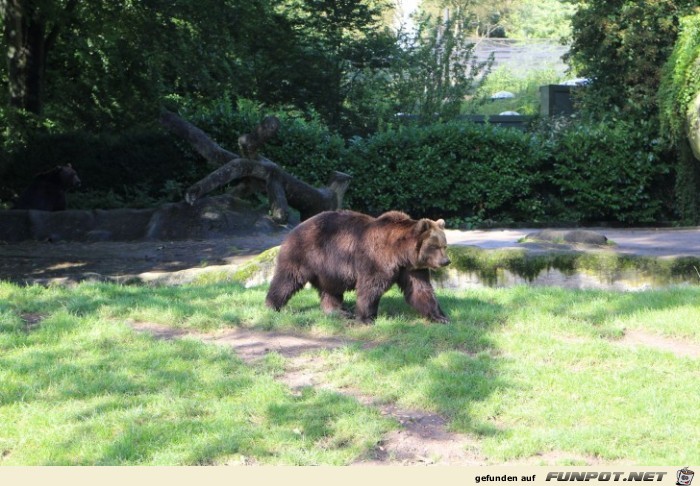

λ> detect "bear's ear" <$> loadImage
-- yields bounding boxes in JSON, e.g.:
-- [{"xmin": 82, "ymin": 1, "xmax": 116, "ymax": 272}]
[
  {"xmin": 435, "ymin": 218, "xmax": 445, "ymax": 229},
  {"xmin": 413, "ymin": 219, "xmax": 432, "ymax": 236}
]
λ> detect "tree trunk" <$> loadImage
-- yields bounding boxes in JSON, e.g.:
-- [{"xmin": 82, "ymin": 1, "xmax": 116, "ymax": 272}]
[
  {"xmin": 159, "ymin": 110, "xmax": 352, "ymax": 224},
  {"xmin": 1, "ymin": 0, "xmax": 77, "ymax": 114}
]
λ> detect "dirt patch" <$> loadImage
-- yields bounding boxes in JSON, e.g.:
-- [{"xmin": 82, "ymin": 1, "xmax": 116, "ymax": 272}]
[
  {"xmin": 130, "ymin": 321, "xmax": 358, "ymax": 361},
  {"xmin": 502, "ymin": 450, "xmax": 623, "ymax": 466},
  {"xmin": 20, "ymin": 312, "xmax": 45, "ymax": 332},
  {"xmin": 129, "ymin": 320, "xmax": 486, "ymax": 466},
  {"xmin": 352, "ymin": 402, "xmax": 484, "ymax": 466},
  {"xmin": 0, "ymin": 234, "xmax": 286, "ymax": 285},
  {"xmin": 618, "ymin": 329, "xmax": 700, "ymax": 359}
]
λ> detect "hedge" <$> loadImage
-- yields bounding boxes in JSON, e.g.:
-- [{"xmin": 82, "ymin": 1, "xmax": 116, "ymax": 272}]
[{"xmin": 1, "ymin": 108, "xmax": 677, "ymax": 225}]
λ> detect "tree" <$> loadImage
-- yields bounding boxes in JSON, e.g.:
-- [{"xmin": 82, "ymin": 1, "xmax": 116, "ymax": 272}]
[
  {"xmin": 565, "ymin": 0, "xmax": 696, "ymax": 119},
  {"xmin": 278, "ymin": 0, "xmax": 397, "ymax": 131},
  {"xmin": 421, "ymin": 0, "xmax": 518, "ymax": 38},
  {"xmin": 388, "ymin": 10, "xmax": 492, "ymax": 121},
  {"xmin": 1, "ymin": 0, "xmax": 78, "ymax": 114},
  {"xmin": 658, "ymin": 10, "xmax": 700, "ymax": 223},
  {"xmin": 160, "ymin": 110, "xmax": 351, "ymax": 223},
  {"xmin": 1, "ymin": 0, "xmax": 404, "ymax": 135},
  {"xmin": 0, "ymin": 0, "xmax": 299, "ymax": 130}
]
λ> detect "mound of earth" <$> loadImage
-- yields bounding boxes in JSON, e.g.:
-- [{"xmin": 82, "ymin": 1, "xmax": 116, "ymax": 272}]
[{"xmin": 524, "ymin": 229, "xmax": 609, "ymax": 246}]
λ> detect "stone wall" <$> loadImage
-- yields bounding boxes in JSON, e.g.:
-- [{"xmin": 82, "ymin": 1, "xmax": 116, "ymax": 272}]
[{"xmin": 0, "ymin": 195, "xmax": 287, "ymax": 242}]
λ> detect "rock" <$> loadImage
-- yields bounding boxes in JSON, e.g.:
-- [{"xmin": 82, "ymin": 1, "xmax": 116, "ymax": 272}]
[
  {"xmin": 0, "ymin": 194, "xmax": 291, "ymax": 242},
  {"xmin": 525, "ymin": 229, "xmax": 608, "ymax": 246}
]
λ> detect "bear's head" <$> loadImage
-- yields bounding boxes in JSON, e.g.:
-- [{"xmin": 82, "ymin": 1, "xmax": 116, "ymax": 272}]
[
  {"xmin": 413, "ymin": 218, "xmax": 451, "ymax": 269},
  {"xmin": 52, "ymin": 164, "xmax": 81, "ymax": 190}
]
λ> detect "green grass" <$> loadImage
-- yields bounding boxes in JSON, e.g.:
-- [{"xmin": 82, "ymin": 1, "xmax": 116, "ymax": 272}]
[
  {"xmin": 466, "ymin": 66, "xmax": 567, "ymax": 116},
  {"xmin": 1, "ymin": 280, "xmax": 699, "ymax": 465}
]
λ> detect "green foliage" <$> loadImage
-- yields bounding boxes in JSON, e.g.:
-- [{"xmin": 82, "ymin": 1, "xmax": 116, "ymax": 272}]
[
  {"xmin": 2, "ymin": 101, "xmax": 677, "ymax": 225},
  {"xmin": 1, "ymin": 130, "xmax": 204, "ymax": 209},
  {"xmin": 468, "ymin": 66, "xmax": 566, "ymax": 116},
  {"xmin": 566, "ymin": 0, "xmax": 696, "ymax": 119},
  {"xmin": 387, "ymin": 12, "xmax": 492, "ymax": 122},
  {"xmin": 344, "ymin": 121, "xmax": 545, "ymax": 222},
  {"xmin": 180, "ymin": 98, "xmax": 346, "ymax": 187},
  {"xmin": 267, "ymin": 0, "xmax": 398, "ymax": 133},
  {"xmin": 422, "ymin": 0, "xmax": 575, "ymax": 39},
  {"xmin": 658, "ymin": 11, "xmax": 700, "ymax": 144},
  {"xmin": 508, "ymin": 0, "xmax": 576, "ymax": 40},
  {"xmin": 343, "ymin": 118, "xmax": 673, "ymax": 225},
  {"xmin": 657, "ymin": 10, "xmax": 700, "ymax": 224},
  {"xmin": 0, "ymin": 0, "xmax": 399, "ymax": 137},
  {"xmin": 543, "ymin": 119, "xmax": 672, "ymax": 224}
]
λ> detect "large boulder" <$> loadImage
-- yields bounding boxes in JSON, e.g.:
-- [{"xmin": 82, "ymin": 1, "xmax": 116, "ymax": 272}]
[{"xmin": 525, "ymin": 229, "xmax": 608, "ymax": 246}]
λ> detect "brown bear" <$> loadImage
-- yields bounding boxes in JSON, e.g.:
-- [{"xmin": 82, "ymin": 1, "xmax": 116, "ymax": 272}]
[
  {"xmin": 12, "ymin": 164, "xmax": 81, "ymax": 211},
  {"xmin": 266, "ymin": 210, "xmax": 451, "ymax": 323}
]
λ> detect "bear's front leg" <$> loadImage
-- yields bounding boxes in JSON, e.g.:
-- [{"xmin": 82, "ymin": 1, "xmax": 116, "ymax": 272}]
[
  {"xmin": 266, "ymin": 269, "xmax": 307, "ymax": 311},
  {"xmin": 354, "ymin": 277, "xmax": 391, "ymax": 323},
  {"xmin": 319, "ymin": 291, "xmax": 351, "ymax": 318},
  {"xmin": 397, "ymin": 269, "xmax": 449, "ymax": 323}
]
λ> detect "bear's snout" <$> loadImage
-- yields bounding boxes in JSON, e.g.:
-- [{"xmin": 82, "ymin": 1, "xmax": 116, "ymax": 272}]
[{"xmin": 440, "ymin": 257, "xmax": 451, "ymax": 267}]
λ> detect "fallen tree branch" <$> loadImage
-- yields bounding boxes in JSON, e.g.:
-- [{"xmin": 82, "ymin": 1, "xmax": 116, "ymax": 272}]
[{"xmin": 159, "ymin": 110, "xmax": 351, "ymax": 223}]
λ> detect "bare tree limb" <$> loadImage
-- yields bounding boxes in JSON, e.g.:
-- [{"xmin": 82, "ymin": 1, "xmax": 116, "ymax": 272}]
[{"xmin": 159, "ymin": 110, "xmax": 352, "ymax": 223}]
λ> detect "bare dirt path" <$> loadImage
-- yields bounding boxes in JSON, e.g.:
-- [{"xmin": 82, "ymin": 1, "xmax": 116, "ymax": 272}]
[
  {"xmin": 618, "ymin": 329, "xmax": 700, "ymax": 359},
  {"xmin": 129, "ymin": 321, "xmax": 486, "ymax": 466},
  {"xmin": 129, "ymin": 320, "xmax": 698, "ymax": 465}
]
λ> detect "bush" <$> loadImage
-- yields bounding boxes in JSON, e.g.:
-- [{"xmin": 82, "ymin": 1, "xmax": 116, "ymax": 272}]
[
  {"xmin": 343, "ymin": 118, "xmax": 674, "ymax": 226},
  {"xmin": 344, "ymin": 121, "xmax": 546, "ymax": 223},
  {"xmin": 544, "ymin": 119, "xmax": 672, "ymax": 224},
  {"xmin": 2, "ymin": 130, "xmax": 203, "ymax": 208},
  {"xmin": 1, "ymin": 99, "xmax": 677, "ymax": 226},
  {"xmin": 2, "ymin": 98, "xmax": 346, "ymax": 209},
  {"xmin": 658, "ymin": 12, "xmax": 700, "ymax": 223},
  {"xmin": 659, "ymin": 12, "xmax": 700, "ymax": 145},
  {"xmin": 566, "ymin": 0, "xmax": 696, "ymax": 119}
]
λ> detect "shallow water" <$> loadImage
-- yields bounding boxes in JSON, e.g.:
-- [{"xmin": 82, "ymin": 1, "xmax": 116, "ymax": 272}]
[{"xmin": 433, "ymin": 267, "xmax": 698, "ymax": 291}]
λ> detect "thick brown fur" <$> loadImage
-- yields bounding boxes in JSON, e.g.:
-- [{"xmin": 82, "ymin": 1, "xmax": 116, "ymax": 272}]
[
  {"xmin": 266, "ymin": 210, "xmax": 450, "ymax": 323},
  {"xmin": 12, "ymin": 164, "xmax": 81, "ymax": 211}
]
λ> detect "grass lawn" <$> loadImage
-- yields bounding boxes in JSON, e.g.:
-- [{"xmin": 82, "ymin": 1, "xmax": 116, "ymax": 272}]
[{"xmin": 1, "ymin": 280, "xmax": 699, "ymax": 465}]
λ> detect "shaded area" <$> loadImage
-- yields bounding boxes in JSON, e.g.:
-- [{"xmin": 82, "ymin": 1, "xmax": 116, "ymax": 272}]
[
  {"xmin": 0, "ymin": 310, "xmax": 391, "ymax": 465},
  {"xmin": 0, "ymin": 236, "xmax": 285, "ymax": 285},
  {"xmin": 0, "ymin": 195, "xmax": 288, "ymax": 243}
]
